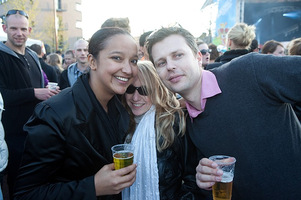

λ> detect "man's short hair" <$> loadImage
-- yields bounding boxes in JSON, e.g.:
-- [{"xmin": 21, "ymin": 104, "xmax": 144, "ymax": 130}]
[
  {"xmin": 65, "ymin": 49, "xmax": 75, "ymax": 57},
  {"xmin": 146, "ymin": 27, "xmax": 199, "ymax": 64},
  {"xmin": 29, "ymin": 44, "xmax": 42, "ymax": 55},
  {"xmin": 101, "ymin": 17, "xmax": 131, "ymax": 33},
  {"xmin": 139, "ymin": 31, "xmax": 153, "ymax": 47},
  {"xmin": 73, "ymin": 38, "xmax": 88, "ymax": 50}
]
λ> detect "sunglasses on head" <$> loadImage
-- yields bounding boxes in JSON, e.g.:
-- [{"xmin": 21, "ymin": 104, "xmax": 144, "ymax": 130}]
[
  {"xmin": 6, "ymin": 10, "xmax": 29, "ymax": 19},
  {"xmin": 126, "ymin": 85, "xmax": 148, "ymax": 96},
  {"xmin": 200, "ymin": 49, "xmax": 212, "ymax": 55}
]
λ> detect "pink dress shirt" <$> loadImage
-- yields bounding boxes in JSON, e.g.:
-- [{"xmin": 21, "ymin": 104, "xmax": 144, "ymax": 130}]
[{"xmin": 186, "ymin": 70, "xmax": 221, "ymax": 119}]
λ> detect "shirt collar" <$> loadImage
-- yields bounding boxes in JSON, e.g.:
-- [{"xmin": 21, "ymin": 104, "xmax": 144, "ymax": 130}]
[
  {"xmin": 186, "ymin": 70, "xmax": 221, "ymax": 119},
  {"xmin": 72, "ymin": 63, "xmax": 81, "ymax": 75}
]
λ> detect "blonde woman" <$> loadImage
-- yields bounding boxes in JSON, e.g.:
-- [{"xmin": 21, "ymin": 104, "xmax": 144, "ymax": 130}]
[
  {"xmin": 207, "ymin": 22, "xmax": 255, "ymax": 69},
  {"xmin": 122, "ymin": 61, "xmax": 200, "ymax": 200}
]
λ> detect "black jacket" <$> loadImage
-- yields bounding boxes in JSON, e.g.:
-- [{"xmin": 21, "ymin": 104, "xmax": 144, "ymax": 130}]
[
  {"xmin": 157, "ymin": 128, "xmax": 203, "ymax": 200},
  {"xmin": 0, "ymin": 42, "xmax": 44, "ymax": 192},
  {"xmin": 14, "ymin": 74, "xmax": 129, "ymax": 200},
  {"xmin": 39, "ymin": 58, "xmax": 58, "ymax": 82},
  {"xmin": 206, "ymin": 49, "xmax": 249, "ymax": 69},
  {"xmin": 58, "ymin": 69, "xmax": 70, "ymax": 90}
]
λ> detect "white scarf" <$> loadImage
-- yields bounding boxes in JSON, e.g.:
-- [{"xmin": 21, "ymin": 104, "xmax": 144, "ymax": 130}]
[{"xmin": 122, "ymin": 105, "xmax": 160, "ymax": 200}]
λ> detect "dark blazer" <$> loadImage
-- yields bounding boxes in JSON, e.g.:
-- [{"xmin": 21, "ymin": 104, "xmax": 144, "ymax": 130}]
[
  {"xmin": 39, "ymin": 58, "xmax": 58, "ymax": 82},
  {"xmin": 14, "ymin": 74, "xmax": 129, "ymax": 200}
]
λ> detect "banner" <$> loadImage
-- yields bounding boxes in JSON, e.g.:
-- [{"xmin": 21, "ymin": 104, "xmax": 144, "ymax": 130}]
[{"xmin": 213, "ymin": 0, "xmax": 237, "ymax": 46}]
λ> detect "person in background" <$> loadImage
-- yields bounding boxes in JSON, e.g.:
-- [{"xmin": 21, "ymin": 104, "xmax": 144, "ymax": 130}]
[
  {"xmin": 261, "ymin": 40, "xmax": 285, "ymax": 56},
  {"xmin": 197, "ymin": 40, "xmax": 211, "ymax": 69},
  {"xmin": 42, "ymin": 70, "xmax": 49, "ymax": 87},
  {"xmin": 208, "ymin": 43, "xmax": 219, "ymax": 63},
  {"xmin": 0, "ymin": 9, "xmax": 60, "ymax": 197},
  {"xmin": 287, "ymin": 37, "xmax": 301, "ymax": 56},
  {"xmin": 146, "ymin": 26, "xmax": 301, "ymax": 200},
  {"xmin": 216, "ymin": 45, "xmax": 226, "ymax": 56},
  {"xmin": 47, "ymin": 53, "xmax": 63, "ymax": 81},
  {"xmin": 101, "ymin": 17, "xmax": 131, "ymax": 33},
  {"xmin": 0, "ymin": 93, "xmax": 8, "ymax": 200},
  {"xmin": 287, "ymin": 37, "xmax": 301, "ymax": 122},
  {"xmin": 249, "ymin": 39, "xmax": 260, "ymax": 53},
  {"xmin": 13, "ymin": 27, "xmax": 138, "ymax": 200},
  {"xmin": 29, "ymin": 44, "xmax": 58, "ymax": 83},
  {"xmin": 207, "ymin": 23, "xmax": 255, "ymax": 69},
  {"xmin": 62, "ymin": 49, "xmax": 76, "ymax": 70},
  {"xmin": 138, "ymin": 31, "xmax": 153, "ymax": 60},
  {"xmin": 122, "ymin": 61, "xmax": 200, "ymax": 200},
  {"xmin": 55, "ymin": 50, "xmax": 62, "ymax": 56},
  {"xmin": 59, "ymin": 39, "xmax": 89, "ymax": 90}
]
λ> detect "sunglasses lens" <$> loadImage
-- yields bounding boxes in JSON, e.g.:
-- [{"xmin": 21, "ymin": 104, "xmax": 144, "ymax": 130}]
[
  {"xmin": 19, "ymin": 11, "xmax": 27, "ymax": 17},
  {"xmin": 125, "ymin": 85, "xmax": 148, "ymax": 96},
  {"xmin": 126, "ymin": 85, "xmax": 136, "ymax": 94},
  {"xmin": 6, "ymin": 10, "xmax": 28, "ymax": 18},
  {"xmin": 200, "ymin": 49, "xmax": 211, "ymax": 55},
  {"xmin": 200, "ymin": 50, "xmax": 207, "ymax": 55},
  {"xmin": 137, "ymin": 87, "xmax": 148, "ymax": 96},
  {"xmin": 6, "ymin": 10, "xmax": 17, "ymax": 16}
]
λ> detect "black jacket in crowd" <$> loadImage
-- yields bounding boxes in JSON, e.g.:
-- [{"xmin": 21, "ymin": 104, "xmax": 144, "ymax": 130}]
[
  {"xmin": 0, "ymin": 42, "xmax": 44, "ymax": 194},
  {"xmin": 206, "ymin": 49, "xmax": 250, "ymax": 69},
  {"xmin": 39, "ymin": 57, "xmax": 58, "ymax": 83},
  {"xmin": 58, "ymin": 69, "xmax": 70, "ymax": 90},
  {"xmin": 14, "ymin": 74, "xmax": 129, "ymax": 200},
  {"xmin": 156, "ymin": 125, "xmax": 204, "ymax": 200}
]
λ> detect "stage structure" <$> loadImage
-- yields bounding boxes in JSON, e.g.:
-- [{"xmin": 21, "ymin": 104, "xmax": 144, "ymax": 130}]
[{"xmin": 202, "ymin": 0, "xmax": 301, "ymax": 46}]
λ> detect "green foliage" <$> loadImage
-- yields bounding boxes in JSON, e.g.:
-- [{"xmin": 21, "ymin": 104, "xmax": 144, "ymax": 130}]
[{"xmin": 3, "ymin": 0, "xmax": 39, "ymax": 32}]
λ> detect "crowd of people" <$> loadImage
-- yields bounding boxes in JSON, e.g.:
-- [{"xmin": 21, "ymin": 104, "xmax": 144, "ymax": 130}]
[{"xmin": 0, "ymin": 9, "xmax": 301, "ymax": 200}]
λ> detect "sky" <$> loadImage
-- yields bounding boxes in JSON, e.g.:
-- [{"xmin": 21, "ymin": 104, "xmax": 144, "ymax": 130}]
[{"xmin": 81, "ymin": 0, "xmax": 215, "ymax": 40}]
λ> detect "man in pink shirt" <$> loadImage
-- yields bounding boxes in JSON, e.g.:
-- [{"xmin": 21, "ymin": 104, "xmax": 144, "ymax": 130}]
[{"xmin": 146, "ymin": 27, "xmax": 301, "ymax": 200}]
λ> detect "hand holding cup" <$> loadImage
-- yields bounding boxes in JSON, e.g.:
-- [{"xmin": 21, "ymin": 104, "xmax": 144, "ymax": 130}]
[{"xmin": 209, "ymin": 155, "xmax": 236, "ymax": 200}]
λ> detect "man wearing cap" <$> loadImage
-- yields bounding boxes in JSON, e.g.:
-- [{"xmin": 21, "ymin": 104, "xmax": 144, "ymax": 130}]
[{"xmin": 0, "ymin": 9, "xmax": 60, "ymax": 197}]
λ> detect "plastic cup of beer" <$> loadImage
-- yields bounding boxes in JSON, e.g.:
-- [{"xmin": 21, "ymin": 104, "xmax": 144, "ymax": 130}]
[
  {"xmin": 209, "ymin": 155, "xmax": 236, "ymax": 200},
  {"xmin": 111, "ymin": 144, "xmax": 134, "ymax": 170},
  {"xmin": 48, "ymin": 82, "xmax": 58, "ymax": 90}
]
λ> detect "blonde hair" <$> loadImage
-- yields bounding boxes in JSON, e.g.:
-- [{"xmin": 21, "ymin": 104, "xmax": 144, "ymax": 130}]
[
  {"xmin": 124, "ymin": 61, "xmax": 186, "ymax": 152},
  {"xmin": 227, "ymin": 23, "xmax": 256, "ymax": 49}
]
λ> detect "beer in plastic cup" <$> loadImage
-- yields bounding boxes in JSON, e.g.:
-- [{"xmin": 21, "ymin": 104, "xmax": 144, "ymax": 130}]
[
  {"xmin": 209, "ymin": 155, "xmax": 236, "ymax": 200},
  {"xmin": 111, "ymin": 144, "xmax": 134, "ymax": 170}
]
